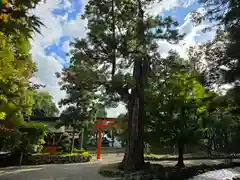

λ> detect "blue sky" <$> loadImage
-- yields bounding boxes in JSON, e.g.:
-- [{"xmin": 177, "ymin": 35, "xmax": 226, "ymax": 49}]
[
  {"xmin": 163, "ymin": 2, "xmax": 200, "ymax": 25},
  {"xmin": 44, "ymin": 0, "xmax": 85, "ymax": 67},
  {"xmin": 45, "ymin": 0, "xmax": 201, "ymax": 68}
]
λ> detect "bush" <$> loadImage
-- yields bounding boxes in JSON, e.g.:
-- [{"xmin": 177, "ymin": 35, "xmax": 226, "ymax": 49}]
[
  {"xmin": 0, "ymin": 151, "xmax": 92, "ymax": 167},
  {"xmin": 6, "ymin": 122, "xmax": 48, "ymax": 165},
  {"xmin": 57, "ymin": 133, "xmax": 71, "ymax": 152},
  {"xmin": 73, "ymin": 148, "xmax": 85, "ymax": 154},
  {"xmin": 81, "ymin": 151, "xmax": 89, "ymax": 157},
  {"xmin": 27, "ymin": 153, "xmax": 91, "ymax": 165}
]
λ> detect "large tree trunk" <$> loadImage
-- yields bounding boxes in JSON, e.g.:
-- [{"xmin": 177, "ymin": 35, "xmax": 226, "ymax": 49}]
[
  {"xmin": 121, "ymin": 95, "xmax": 145, "ymax": 170},
  {"xmin": 176, "ymin": 138, "xmax": 185, "ymax": 167},
  {"xmin": 176, "ymin": 107, "xmax": 185, "ymax": 167},
  {"xmin": 120, "ymin": 57, "xmax": 145, "ymax": 171},
  {"xmin": 119, "ymin": 0, "xmax": 148, "ymax": 172}
]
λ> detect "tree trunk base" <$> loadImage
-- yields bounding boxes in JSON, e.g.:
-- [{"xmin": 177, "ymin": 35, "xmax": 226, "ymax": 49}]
[
  {"xmin": 175, "ymin": 162, "xmax": 185, "ymax": 167},
  {"xmin": 120, "ymin": 151, "xmax": 145, "ymax": 171},
  {"xmin": 117, "ymin": 161, "xmax": 124, "ymax": 170}
]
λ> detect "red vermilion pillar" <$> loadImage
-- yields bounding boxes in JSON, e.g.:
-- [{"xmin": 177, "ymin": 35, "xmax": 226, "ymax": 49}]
[{"xmin": 96, "ymin": 127, "xmax": 102, "ymax": 160}]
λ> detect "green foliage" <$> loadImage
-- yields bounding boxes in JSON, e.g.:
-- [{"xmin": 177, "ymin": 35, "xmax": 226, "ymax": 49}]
[
  {"xmin": 57, "ymin": 132, "xmax": 71, "ymax": 152},
  {"xmin": 67, "ymin": 0, "xmax": 184, "ymax": 170},
  {"xmin": 0, "ymin": 32, "xmax": 37, "ymax": 128},
  {"xmin": 96, "ymin": 104, "xmax": 107, "ymax": 118},
  {"xmin": 145, "ymin": 53, "xmax": 206, "ymax": 146},
  {"xmin": 18, "ymin": 121, "xmax": 48, "ymax": 153},
  {"xmin": 0, "ymin": 0, "xmax": 44, "ymax": 38},
  {"xmin": 0, "ymin": 130, "xmax": 21, "ymax": 151},
  {"xmin": 33, "ymin": 91, "xmax": 59, "ymax": 117},
  {"xmin": 194, "ymin": 0, "xmax": 240, "ymax": 104},
  {"xmin": 73, "ymin": 148, "xmax": 86, "ymax": 154},
  {"xmin": 187, "ymin": 0, "xmax": 240, "ymax": 155},
  {"xmin": 80, "ymin": 151, "xmax": 89, "ymax": 157},
  {"xmin": 116, "ymin": 113, "xmax": 128, "ymax": 141}
]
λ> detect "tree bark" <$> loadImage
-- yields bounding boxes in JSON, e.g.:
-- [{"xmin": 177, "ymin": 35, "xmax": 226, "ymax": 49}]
[
  {"xmin": 120, "ymin": 57, "xmax": 145, "ymax": 171},
  {"xmin": 19, "ymin": 151, "xmax": 23, "ymax": 166},
  {"xmin": 176, "ymin": 138, "xmax": 185, "ymax": 167},
  {"xmin": 71, "ymin": 128, "xmax": 76, "ymax": 153},
  {"xmin": 119, "ymin": 0, "xmax": 148, "ymax": 172},
  {"xmin": 176, "ymin": 107, "xmax": 185, "ymax": 167},
  {"xmin": 80, "ymin": 128, "xmax": 84, "ymax": 149}
]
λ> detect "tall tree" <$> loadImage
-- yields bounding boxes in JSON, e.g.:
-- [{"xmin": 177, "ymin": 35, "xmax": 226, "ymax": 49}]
[
  {"xmin": 69, "ymin": 0, "xmax": 182, "ymax": 170},
  {"xmin": 145, "ymin": 52, "xmax": 211, "ymax": 166},
  {"xmin": 56, "ymin": 51, "xmax": 100, "ymax": 151}
]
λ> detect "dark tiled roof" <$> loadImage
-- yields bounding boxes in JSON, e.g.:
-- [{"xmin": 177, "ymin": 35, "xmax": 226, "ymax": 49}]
[
  {"xmin": 96, "ymin": 117, "xmax": 119, "ymax": 120},
  {"xmin": 24, "ymin": 116, "xmax": 60, "ymax": 122},
  {"xmin": 25, "ymin": 116, "xmax": 119, "ymax": 123}
]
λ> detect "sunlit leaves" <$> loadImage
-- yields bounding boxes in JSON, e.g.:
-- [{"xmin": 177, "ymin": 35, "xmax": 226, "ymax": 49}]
[
  {"xmin": 0, "ymin": 32, "xmax": 37, "ymax": 127},
  {"xmin": 0, "ymin": 0, "xmax": 44, "ymax": 38}
]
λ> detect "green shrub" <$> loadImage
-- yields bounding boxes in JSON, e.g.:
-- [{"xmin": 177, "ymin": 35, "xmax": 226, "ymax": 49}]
[
  {"xmin": 58, "ymin": 133, "xmax": 71, "ymax": 152},
  {"xmin": 81, "ymin": 151, "xmax": 89, "ymax": 157},
  {"xmin": 73, "ymin": 148, "xmax": 85, "ymax": 154},
  {"xmin": 9, "ymin": 122, "xmax": 48, "ymax": 165}
]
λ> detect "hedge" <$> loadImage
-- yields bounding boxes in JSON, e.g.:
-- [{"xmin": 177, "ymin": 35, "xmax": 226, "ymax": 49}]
[
  {"xmin": 27, "ymin": 154, "xmax": 91, "ymax": 165},
  {"xmin": 0, "ymin": 152, "xmax": 92, "ymax": 167}
]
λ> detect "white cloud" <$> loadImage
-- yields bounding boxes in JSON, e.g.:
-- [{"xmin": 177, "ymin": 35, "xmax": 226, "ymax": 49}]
[
  {"xmin": 107, "ymin": 103, "xmax": 127, "ymax": 117},
  {"xmin": 31, "ymin": 42, "xmax": 64, "ymax": 105},
  {"xmin": 30, "ymin": 0, "xmax": 87, "ymax": 107},
  {"xmin": 158, "ymin": 7, "xmax": 216, "ymax": 59},
  {"xmin": 61, "ymin": 40, "xmax": 70, "ymax": 53},
  {"xmin": 146, "ymin": 0, "xmax": 195, "ymax": 15},
  {"xmin": 31, "ymin": 0, "xmax": 215, "ymax": 117},
  {"xmin": 62, "ymin": 16, "xmax": 88, "ymax": 38}
]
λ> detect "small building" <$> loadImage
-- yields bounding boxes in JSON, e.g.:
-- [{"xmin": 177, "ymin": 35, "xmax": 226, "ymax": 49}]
[
  {"xmin": 25, "ymin": 116, "xmax": 80, "ymax": 152},
  {"xmin": 25, "ymin": 116, "xmax": 122, "ymax": 151}
]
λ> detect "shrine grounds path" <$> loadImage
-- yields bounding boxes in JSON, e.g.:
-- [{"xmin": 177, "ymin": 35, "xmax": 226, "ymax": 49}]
[{"xmin": 0, "ymin": 154, "xmax": 240, "ymax": 180}]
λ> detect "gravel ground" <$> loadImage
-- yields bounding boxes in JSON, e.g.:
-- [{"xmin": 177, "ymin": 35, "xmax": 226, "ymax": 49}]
[{"xmin": 189, "ymin": 167, "xmax": 240, "ymax": 180}]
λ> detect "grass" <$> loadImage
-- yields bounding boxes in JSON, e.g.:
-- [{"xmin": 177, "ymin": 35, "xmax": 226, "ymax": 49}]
[
  {"xmin": 144, "ymin": 153, "xmax": 176, "ymax": 158},
  {"xmin": 144, "ymin": 152, "xmax": 239, "ymax": 160}
]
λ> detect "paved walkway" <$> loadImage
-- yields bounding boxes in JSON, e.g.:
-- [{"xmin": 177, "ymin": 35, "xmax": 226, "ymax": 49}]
[
  {"xmin": 0, "ymin": 154, "xmax": 239, "ymax": 180},
  {"xmin": 0, "ymin": 161, "xmax": 111, "ymax": 180}
]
